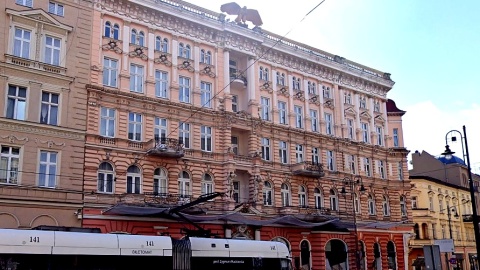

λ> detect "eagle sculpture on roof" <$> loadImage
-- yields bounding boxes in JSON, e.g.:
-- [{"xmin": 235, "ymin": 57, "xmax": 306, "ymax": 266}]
[{"xmin": 220, "ymin": 2, "xmax": 263, "ymax": 27}]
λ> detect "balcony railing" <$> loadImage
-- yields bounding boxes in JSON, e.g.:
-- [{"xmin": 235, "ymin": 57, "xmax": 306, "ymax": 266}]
[
  {"xmin": 291, "ymin": 161, "xmax": 325, "ymax": 178},
  {"xmin": 5, "ymin": 54, "xmax": 67, "ymax": 75},
  {"xmin": 230, "ymin": 71, "xmax": 247, "ymax": 87},
  {"xmin": 146, "ymin": 137, "xmax": 184, "ymax": 158}
]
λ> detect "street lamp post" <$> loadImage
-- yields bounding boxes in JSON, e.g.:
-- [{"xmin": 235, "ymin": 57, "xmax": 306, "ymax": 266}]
[
  {"xmin": 446, "ymin": 206, "xmax": 459, "ymax": 270},
  {"xmin": 441, "ymin": 125, "xmax": 480, "ymax": 269},
  {"xmin": 341, "ymin": 175, "xmax": 366, "ymax": 270}
]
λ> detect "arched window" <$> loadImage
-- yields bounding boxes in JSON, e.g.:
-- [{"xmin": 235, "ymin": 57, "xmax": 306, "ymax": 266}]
[
  {"xmin": 325, "ymin": 239, "xmax": 348, "ymax": 270},
  {"xmin": 383, "ymin": 195, "xmax": 390, "ymax": 216},
  {"xmin": 300, "ymin": 240, "xmax": 311, "ymax": 270},
  {"xmin": 314, "ymin": 187, "xmax": 323, "ymax": 209},
  {"xmin": 308, "ymin": 81, "xmax": 316, "ymax": 95},
  {"xmin": 359, "ymin": 240, "xmax": 367, "ymax": 270},
  {"xmin": 281, "ymin": 183, "xmax": 291, "ymax": 207},
  {"xmin": 185, "ymin": 45, "xmax": 191, "ymax": 59},
  {"xmin": 414, "ymin": 223, "xmax": 420, "ymax": 239},
  {"xmin": 130, "ymin": 29, "xmax": 137, "ymax": 44},
  {"xmin": 263, "ymin": 181, "xmax": 273, "ymax": 206},
  {"xmin": 368, "ymin": 194, "xmax": 376, "ymax": 215},
  {"xmin": 354, "ymin": 193, "xmax": 360, "ymax": 214},
  {"xmin": 272, "ymin": 237, "xmax": 291, "ymax": 252},
  {"xmin": 97, "ymin": 162, "xmax": 114, "ymax": 193},
  {"xmin": 178, "ymin": 171, "xmax": 191, "ymax": 198},
  {"xmin": 155, "ymin": 36, "xmax": 162, "ymax": 51},
  {"xmin": 178, "ymin": 43, "xmax": 184, "ymax": 57},
  {"xmin": 104, "ymin": 22, "xmax": 112, "ymax": 38},
  {"xmin": 113, "ymin": 24, "xmax": 119, "ymax": 40},
  {"xmin": 387, "ymin": 241, "xmax": 397, "ymax": 270},
  {"xmin": 276, "ymin": 72, "xmax": 285, "ymax": 86},
  {"xmin": 200, "ymin": 49, "xmax": 206, "ymax": 63},
  {"xmin": 298, "ymin": 185, "xmax": 307, "ymax": 207},
  {"xmin": 373, "ymin": 242, "xmax": 382, "ymax": 270},
  {"xmin": 153, "ymin": 168, "xmax": 167, "ymax": 195},
  {"xmin": 329, "ymin": 189, "xmax": 338, "ymax": 211},
  {"xmin": 259, "ymin": 67, "xmax": 264, "ymax": 80},
  {"xmin": 200, "ymin": 50, "xmax": 211, "ymax": 64},
  {"xmin": 201, "ymin": 173, "xmax": 213, "ymax": 195},
  {"xmin": 293, "ymin": 77, "xmax": 301, "ymax": 90},
  {"xmin": 126, "ymin": 165, "xmax": 141, "ymax": 194},
  {"xmin": 264, "ymin": 68, "xmax": 269, "ymax": 81},
  {"xmin": 400, "ymin": 196, "xmax": 407, "ymax": 217},
  {"xmin": 138, "ymin": 31, "xmax": 145, "ymax": 46}
]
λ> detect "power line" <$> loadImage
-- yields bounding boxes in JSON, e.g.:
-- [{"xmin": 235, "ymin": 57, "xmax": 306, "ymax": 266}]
[{"xmin": 166, "ymin": 0, "xmax": 327, "ymax": 138}]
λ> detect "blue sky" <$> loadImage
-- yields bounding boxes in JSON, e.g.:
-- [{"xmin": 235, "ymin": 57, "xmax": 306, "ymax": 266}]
[{"xmin": 195, "ymin": 0, "xmax": 480, "ymax": 170}]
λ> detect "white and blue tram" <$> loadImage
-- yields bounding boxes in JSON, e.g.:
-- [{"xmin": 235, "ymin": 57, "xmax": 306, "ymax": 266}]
[{"xmin": 0, "ymin": 228, "xmax": 291, "ymax": 270}]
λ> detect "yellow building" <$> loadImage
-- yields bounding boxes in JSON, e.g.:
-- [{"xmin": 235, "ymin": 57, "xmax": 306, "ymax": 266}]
[{"xmin": 409, "ymin": 151, "xmax": 478, "ymax": 270}]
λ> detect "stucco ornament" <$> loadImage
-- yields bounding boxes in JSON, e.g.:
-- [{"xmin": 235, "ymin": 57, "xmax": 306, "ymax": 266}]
[{"xmin": 220, "ymin": 2, "xmax": 263, "ymax": 27}]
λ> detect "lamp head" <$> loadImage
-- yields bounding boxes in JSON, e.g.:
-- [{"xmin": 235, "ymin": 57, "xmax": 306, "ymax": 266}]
[
  {"xmin": 359, "ymin": 184, "xmax": 366, "ymax": 193},
  {"xmin": 341, "ymin": 186, "xmax": 347, "ymax": 195},
  {"xmin": 441, "ymin": 145, "xmax": 455, "ymax": 160}
]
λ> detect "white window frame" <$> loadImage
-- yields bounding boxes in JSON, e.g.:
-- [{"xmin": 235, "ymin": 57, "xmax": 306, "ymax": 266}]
[
  {"xmin": 368, "ymin": 195, "xmax": 376, "ymax": 215},
  {"xmin": 324, "ymin": 112, "xmax": 333, "ymax": 135},
  {"xmin": 104, "ymin": 22, "xmax": 120, "ymax": 39},
  {"xmin": 129, "ymin": 64, "xmax": 144, "ymax": 93},
  {"xmin": 383, "ymin": 196, "xmax": 390, "ymax": 216},
  {"xmin": 40, "ymin": 92, "xmax": 59, "ymax": 126},
  {"xmin": 400, "ymin": 196, "xmax": 407, "ymax": 217},
  {"xmin": 38, "ymin": 150, "xmax": 57, "ymax": 188},
  {"xmin": 344, "ymin": 92, "xmax": 352, "ymax": 104},
  {"xmin": 278, "ymin": 101, "xmax": 287, "ymax": 125},
  {"xmin": 329, "ymin": 189, "xmax": 338, "ymax": 211},
  {"xmin": 308, "ymin": 81, "xmax": 316, "ymax": 95},
  {"xmin": 323, "ymin": 86, "xmax": 331, "ymax": 99},
  {"xmin": 178, "ymin": 171, "xmax": 191, "ymax": 198},
  {"xmin": 155, "ymin": 70, "xmax": 168, "ymax": 98},
  {"xmin": 311, "ymin": 147, "xmax": 319, "ymax": 164},
  {"xmin": 201, "ymin": 174, "xmax": 213, "ymax": 195},
  {"xmin": 298, "ymin": 185, "xmax": 307, "ymax": 207},
  {"xmin": 0, "ymin": 146, "xmax": 20, "ymax": 185},
  {"xmin": 260, "ymin": 97, "xmax": 270, "ymax": 121},
  {"xmin": 16, "ymin": 0, "xmax": 33, "ymax": 7},
  {"xmin": 154, "ymin": 117, "xmax": 168, "ymax": 143},
  {"xmin": 232, "ymin": 181, "xmax": 240, "ymax": 203},
  {"xmin": 179, "ymin": 76, "xmax": 191, "ymax": 103},
  {"xmin": 348, "ymin": 154, "xmax": 357, "ymax": 174},
  {"xmin": 281, "ymin": 183, "xmax": 291, "ymax": 207},
  {"xmin": 376, "ymin": 126, "xmax": 384, "ymax": 146},
  {"xmin": 48, "ymin": 1, "xmax": 64, "ymax": 16},
  {"xmin": 378, "ymin": 160, "xmax": 386, "ymax": 179},
  {"xmin": 347, "ymin": 119, "xmax": 354, "ymax": 140},
  {"xmin": 178, "ymin": 122, "xmax": 190, "ymax": 148},
  {"xmin": 361, "ymin": 122, "xmax": 369, "ymax": 143},
  {"xmin": 128, "ymin": 112, "xmax": 142, "ymax": 141},
  {"xmin": 263, "ymin": 181, "xmax": 273, "ymax": 206},
  {"xmin": 294, "ymin": 105, "xmax": 303, "ymax": 129},
  {"xmin": 314, "ymin": 188, "xmax": 323, "ymax": 209},
  {"xmin": 364, "ymin": 157, "xmax": 371, "ymax": 177},
  {"xmin": 398, "ymin": 162, "xmax": 404, "ymax": 180},
  {"xmin": 310, "ymin": 109, "xmax": 318, "ymax": 132},
  {"xmin": 153, "ymin": 168, "xmax": 168, "ymax": 195},
  {"xmin": 200, "ymin": 81, "xmax": 212, "ymax": 108},
  {"xmin": 100, "ymin": 107, "xmax": 115, "ymax": 137},
  {"xmin": 126, "ymin": 165, "xmax": 141, "ymax": 194},
  {"xmin": 292, "ymin": 77, "xmax": 301, "ymax": 91},
  {"xmin": 327, "ymin": 150, "xmax": 334, "ymax": 171},
  {"xmin": 412, "ymin": 196, "xmax": 418, "ymax": 209},
  {"xmin": 200, "ymin": 49, "xmax": 211, "ymax": 64},
  {"xmin": 295, "ymin": 144, "xmax": 304, "ymax": 163},
  {"xmin": 354, "ymin": 193, "xmax": 360, "ymax": 214},
  {"xmin": 103, "ymin": 58, "xmax": 118, "ymax": 87},
  {"xmin": 279, "ymin": 141, "xmax": 288, "ymax": 164},
  {"xmin": 6, "ymin": 85, "xmax": 27, "ymax": 121},
  {"xmin": 200, "ymin": 125, "xmax": 212, "ymax": 152},
  {"xmin": 13, "ymin": 27, "xmax": 31, "ymax": 59},
  {"xmin": 97, "ymin": 162, "xmax": 114, "ymax": 193},
  {"xmin": 44, "ymin": 35, "xmax": 61, "ymax": 66},
  {"xmin": 393, "ymin": 128, "xmax": 399, "ymax": 147},
  {"xmin": 359, "ymin": 97, "xmax": 367, "ymax": 109},
  {"xmin": 231, "ymin": 95, "xmax": 238, "ymax": 112},
  {"xmin": 261, "ymin": 137, "xmax": 271, "ymax": 161}
]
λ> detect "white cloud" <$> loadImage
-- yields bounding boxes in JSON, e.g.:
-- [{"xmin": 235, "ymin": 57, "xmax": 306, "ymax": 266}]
[{"xmin": 403, "ymin": 101, "xmax": 480, "ymax": 170}]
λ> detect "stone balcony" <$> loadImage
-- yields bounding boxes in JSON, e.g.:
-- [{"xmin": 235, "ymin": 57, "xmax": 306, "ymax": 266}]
[
  {"xmin": 146, "ymin": 137, "xmax": 184, "ymax": 158},
  {"xmin": 291, "ymin": 161, "xmax": 325, "ymax": 178}
]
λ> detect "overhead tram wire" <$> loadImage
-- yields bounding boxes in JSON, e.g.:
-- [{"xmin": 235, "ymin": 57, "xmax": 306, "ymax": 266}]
[{"xmin": 165, "ymin": 0, "xmax": 327, "ymax": 138}]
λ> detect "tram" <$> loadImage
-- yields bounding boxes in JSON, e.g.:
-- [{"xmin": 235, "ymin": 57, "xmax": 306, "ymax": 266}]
[{"xmin": 0, "ymin": 228, "xmax": 291, "ymax": 270}]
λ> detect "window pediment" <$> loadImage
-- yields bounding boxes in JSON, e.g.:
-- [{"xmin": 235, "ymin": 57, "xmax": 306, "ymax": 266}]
[
  {"xmin": 6, "ymin": 8, "xmax": 73, "ymax": 32},
  {"xmin": 374, "ymin": 114, "xmax": 386, "ymax": 124},
  {"xmin": 344, "ymin": 106, "xmax": 357, "ymax": 118},
  {"xmin": 359, "ymin": 110, "xmax": 372, "ymax": 120}
]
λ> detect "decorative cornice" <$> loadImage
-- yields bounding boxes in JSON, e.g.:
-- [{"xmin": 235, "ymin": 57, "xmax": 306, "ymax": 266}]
[{"xmin": 0, "ymin": 120, "xmax": 85, "ymax": 140}]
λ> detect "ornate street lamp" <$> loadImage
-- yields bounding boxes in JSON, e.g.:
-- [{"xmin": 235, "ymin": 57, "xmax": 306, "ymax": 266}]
[
  {"xmin": 341, "ymin": 175, "xmax": 366, "ymax": 270},
  {"xmin": 441, "ymin": 126, "xmax": 480, "ymax": 268}
]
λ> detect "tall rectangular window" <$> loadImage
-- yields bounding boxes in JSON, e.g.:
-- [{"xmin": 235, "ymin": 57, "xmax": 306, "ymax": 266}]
[
  {"xmin": 364, "ymin": 157, "xmax": 371, "ymax": 177},
  {"xmin": 100, "ymin": 107, "xmax": 115, "ymax": 137},
  {"xmin": 378, "ymin": 160, "xmax": 386, "ymax": 179},
  {"xmin": 295, "ymin": 144, "xmax": 304, "ymax": 163},
  {"xmin": 16, "ymin": 0, "xmax": 33, "ymax": 7},
  {"xmin": 179, "ymin": 76, "xmax": 191, "ymax": 103},
  {"xmin": 361, "ymin": 122, "xmax": 369, "ymax": 143},
  {"xmin": 327, "ymin": 150, "xmax": 334, "ymax": 171},
  {"xmin": 200, "ymin": 82, "xmax": 212, "ymax": 108},
  {"xmin": 393, "ymin": 128, "xmax": 399, "ymax": 147},
  {"xmin": 44, "ymin": 36, "xmax": 61, "ymax": 66},
  {"xmin": 294, "ymin": 105, "xmax": 303, "ymax": 129},
  {"xmin": 128, "ymin": 112, "xmax": 142, "ymax": 141},
  {"xmin": 347, "ymin": 119, "xmax": 354, "ymax": 140},
  {"xmin": 310, "ymin": 109, "xmax": 318, "ymax": 132},
  {"xmin": 129, "ymin": 64, "xmax": 144, "ymax": 93},
  {"xmin": 201, "ymin": 126, "xmax": 212, "ymax": 152},
  {"xmin": 38, "ymin": 151, "xmax": 57, "ymax": 188},
  {"xmin": 398, "ymin": 162, "xmax": 404, "ymax": 180},
  {"xmin": 14, "ymin": 27, "xmax": 31, "ymax": 59},
  {"xmin": 260, "ymin": 97, "xmax": 270, "ymax": 121},
  {"xmin": 154, "ymin": 117, "xmax": 167, "ymax": 143},
  {"xmin": 278, "ymin": 101, "xmax": 287, "ymax": 125},
  {"xmin": 231, "ymin": 95, "xmax": 238, "ymax": 112},
  {"xmin": 311, "ymin": 147, "xmax": 319, "ymax": 164},
  {"xmin": 103, "ymin": 58, "xmax": 118, "ymax": 87},
  {"xmin": 231, "ymin": 136, "xmax": 238, "ymax": 155},
  {"xmin": 324, "ymin": 113, "xmax": 333, "ymax": 135},
  {"xmin": 376, "ymin": 126, "xmax": 383, "ymax": 146},
  {"xmin": 40, "ymin": 92, "xmax": 59, "ymax": 125},
  {"xmin": 348, "ymin": 155, "xmax": 356, "ymax": 174},
  {"xmin": 155, "ymin": 70, "xmax": 168, "ymax": 98},
  {"xmin": 48, "ymin": 2, "xmax": 64, "ymax": 16},
  {"xmin": 178, "ymin": 122, "xmax": 190, "ymax": 148},
  {"xmin": 0, "ymin": 146, "xmax": 20, "ymax": 184},
  {"xmin": 279, "ymin": 141, "xmax": 288, "ymax": 164},
  {"xmin": 261, "ymin": 138, "xmax": 271, "ymax": 161},
  {"xmin": 6, "ymin": 85, "xmax": 27, "ymax": 121}
]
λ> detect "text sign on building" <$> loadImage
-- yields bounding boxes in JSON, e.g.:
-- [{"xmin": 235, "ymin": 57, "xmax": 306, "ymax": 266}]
[{"xmin": 434, "ymin": 239, "xmax": 454, "ymax": 252}]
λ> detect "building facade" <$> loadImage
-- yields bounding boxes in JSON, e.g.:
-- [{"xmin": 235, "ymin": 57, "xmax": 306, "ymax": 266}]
[
  {"xmin": 409, "ymin": 151, "xmax": 480, "ymax": 270},
  {"xmin": 0, "ymin": 0, "xmax": 92, "ymax": 228},
  {"xmin": 81, "ymin": 0, "xmax": 412, "ymax": 269}
]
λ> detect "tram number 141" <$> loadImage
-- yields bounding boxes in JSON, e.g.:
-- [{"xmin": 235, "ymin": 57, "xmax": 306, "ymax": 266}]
[{"xmin": 30, "ymin": 236, "xmax": 40, "ymax": 243}]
